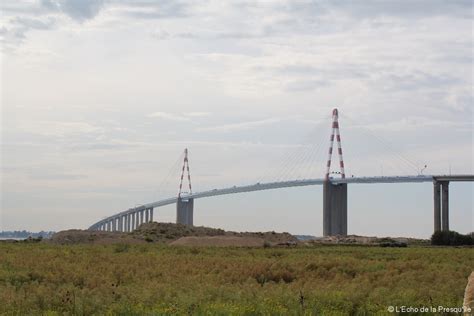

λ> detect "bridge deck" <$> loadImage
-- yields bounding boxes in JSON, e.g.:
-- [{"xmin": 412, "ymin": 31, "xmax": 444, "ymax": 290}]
[{"xmin": 88, "ymin": 174, "xmax": 472, "ymax": 230}]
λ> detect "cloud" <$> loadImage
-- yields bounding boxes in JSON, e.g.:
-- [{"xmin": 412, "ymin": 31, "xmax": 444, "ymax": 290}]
[
  {"xmin": 114, "ymin": 0, "xmax": 190, "ymax": 19},
  {"xmin": 378, "ymin": 71, "xmax": 462, "ymax": 91},
  {"xmin": 285, "ymin": 79, "xmax": 330, "ymax": 92},
  {"xmin": 184, "ymin": 112, "xmax": 211, "ymax": 117},
  {"xmin": 329, "ymin": 0, "xmax": 472, "ymax": 19},
  {"xmin": 147, "ymin": 111, "xmax": 211, "ymax": 120},
  {"xmin": 17, "ymin": 121, "xmax": 104, "ymax": 137},
  {"xmin": 361, "ymin": 116, "xmax": 472, "ymax": 132},
  {"xmin": 147, "ymin": 112, "xmax": 191, "ymax": 121},
  {"xmin": 1, "ymin": 0, "xmax": 104, "ymax": 47},
  {"xmin": 28, "ymin": 172, "xmax": 87, "ymax": 180},
  {"xmin": 197, "ymin": 118, "xmax": 281, "ymax": 132},
  {"xmin": 0, "ymin": 16, "xmax": 57, "ymax": 46},
  {"xmin": 54, "ymin": 0, "xmax": 105, "ymax": 22}
]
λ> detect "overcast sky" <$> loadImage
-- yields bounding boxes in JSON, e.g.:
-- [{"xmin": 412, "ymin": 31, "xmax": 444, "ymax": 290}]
[{"xmin": 1, "ymin": 0, "xmax": 472, "ymax": 237}]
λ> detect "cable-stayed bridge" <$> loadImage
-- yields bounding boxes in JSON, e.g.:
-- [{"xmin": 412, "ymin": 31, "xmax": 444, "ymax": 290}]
[{"xmin": 88, "ymin": 109, "xmax": 473, "ymax": 236}]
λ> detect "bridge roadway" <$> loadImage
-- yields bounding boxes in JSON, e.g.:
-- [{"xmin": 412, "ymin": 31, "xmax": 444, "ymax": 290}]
[{"xmin": 89, "ymin": 174, "xmax": 460, "ymax": 231}]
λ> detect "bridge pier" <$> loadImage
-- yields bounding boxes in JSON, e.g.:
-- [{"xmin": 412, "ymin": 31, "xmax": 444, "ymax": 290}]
[
  {"xmin": 433, "ymin": 181, "xmax": 441, "ymax": 232},
  {"xmin": 442, "ymin": 181, "xmax": 449, "ymax": 231},
  {"xmin": 177, "ymin": 198, "xmax": 194, "ymax": 225},
  {"xmin": 323, "ymin": 181, "xmax": 347, "ymax": 236},
  {"xmin": 433, "ymin": 180, "xmax": 450, "ymax": 232}
]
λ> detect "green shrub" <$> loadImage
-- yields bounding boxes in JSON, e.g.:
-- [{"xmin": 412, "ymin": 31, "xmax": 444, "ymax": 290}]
[
  {"xmin": 431, "ymin": 230, "xmax": 473, "ymax": 246},
  {"xmin": 113, "ymin": 243, "xmax": 130, "ymax": 253}
]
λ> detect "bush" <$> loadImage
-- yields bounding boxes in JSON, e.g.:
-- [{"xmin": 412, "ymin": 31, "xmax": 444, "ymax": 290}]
[
  {"xmin": 113, "ymin": 244, "xmax": 130, "ymax": 253},
  {"xmin": 431, "ymin": 230, "xmax": 473, "ymax": 246},
  {"xmin": 379, "ymin": 242, "xmax": 407, "ymax": 248}
]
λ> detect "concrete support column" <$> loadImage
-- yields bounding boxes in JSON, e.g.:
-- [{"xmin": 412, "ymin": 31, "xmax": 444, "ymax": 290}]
[
  {"xmin": 145, "ymin": 209, "xmax": 149, "ymax": 223},
  {"xmin": 150, "ymin": 208, "xmax": 154, "ymax": 222},
  {"xmin": 176, "ymin": 198, "xmax": 194, "ymax": 226},
  {"xmin": 128, "ymin": 214, "xmax": 132, "ymax": 232},
  {"xmin": 433, "ymin": 181, "xmax": 441, "ymax": 232},
  {"xmin": 441, "ymin": 181, "xmax": 449, "ymax": 231},
  {"xmin": 323, "ymin": 181, "xmax": 348, "ymax": 236},
  {"xmin": 131, "ymin": 213, "xmax": 135, "ymax": 230},
  {"xmin": 140, "ymin": 210, "xmax": 144, "ymax": 225}
]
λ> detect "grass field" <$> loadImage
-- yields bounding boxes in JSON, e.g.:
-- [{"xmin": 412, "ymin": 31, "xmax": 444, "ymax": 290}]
[{"xmin": 0, "ymin": 243, "xmax": 472, "ymax": 315}]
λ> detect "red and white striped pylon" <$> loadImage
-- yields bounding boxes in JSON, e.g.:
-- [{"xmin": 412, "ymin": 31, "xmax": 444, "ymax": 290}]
[
  {"xmin": 178, "ymin": 148, "xmax": 193, "ymax": 198},
  {"xmin": 325, "ymin": 108, "xmax": 346, "ymax": 179}
]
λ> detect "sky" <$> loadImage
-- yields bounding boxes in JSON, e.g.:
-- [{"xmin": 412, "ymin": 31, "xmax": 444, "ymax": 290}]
[{"xmin": 1, "ymin": 0, "xmax": 473, "ymax": 237}]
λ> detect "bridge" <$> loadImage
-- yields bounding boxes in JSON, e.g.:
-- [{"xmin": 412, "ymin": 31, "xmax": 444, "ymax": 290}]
[{"xmin": 88, "ymin": 109, "xmax": 473, "ymax": 236}]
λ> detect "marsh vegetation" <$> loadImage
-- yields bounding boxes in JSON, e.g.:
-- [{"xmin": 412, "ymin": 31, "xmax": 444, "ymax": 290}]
[{"xmin": 0, "ymin": 243, "xmax": 472, "ymax": 315}]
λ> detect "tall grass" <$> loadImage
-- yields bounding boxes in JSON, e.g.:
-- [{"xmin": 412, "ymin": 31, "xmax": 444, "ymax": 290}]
[{"xmin": 0, "ymin": 243, "xmax": 472, "ymax": 315}]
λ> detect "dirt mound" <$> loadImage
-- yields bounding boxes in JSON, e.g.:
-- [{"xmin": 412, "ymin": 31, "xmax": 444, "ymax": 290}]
[
  {"xmin": 132, "ymin": 222, "xmax": 226, "ymax": 242},
  {"xmin": 132, "ymin": 222, "xmax": 298, "ymax": 245},
  {"xmin": 170, "ymin": 236, "xmax": 264, "ymax": 247},
  {"xmin": 304, "ymin": 235, "xmax": 427, "ymax": 246},
  {"xmin": 230, "ymin": 231, "xmax": 298, "ymax": 245},
  {"xmin": 48, "ymin": 223, "xmax": 299, "ymax": 247},
  {"xmin": 48, "ymin": 230, "xmax": 143, "ymax": 245}
]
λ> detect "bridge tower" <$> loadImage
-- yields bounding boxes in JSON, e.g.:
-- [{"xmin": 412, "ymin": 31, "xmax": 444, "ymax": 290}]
[
  {"xmin": 176, "ymin": 148, "xmax": 194, "ymax": 225},
  {"xmin": 323, "ymin": 108, "xmax": 348, "ymax": 236}
]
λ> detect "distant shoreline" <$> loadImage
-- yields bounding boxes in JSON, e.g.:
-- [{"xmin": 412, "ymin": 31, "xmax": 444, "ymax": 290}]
[{"xmin": 0, "ymin": 237, "xmax": 26, "ymax": 241}]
